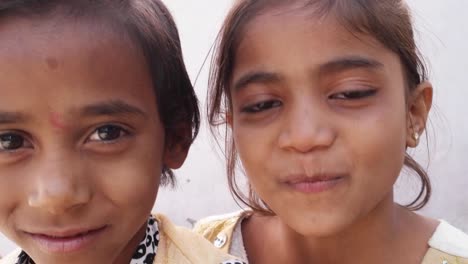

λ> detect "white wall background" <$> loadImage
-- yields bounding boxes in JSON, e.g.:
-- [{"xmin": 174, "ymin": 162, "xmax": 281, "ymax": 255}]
[{"xmin": 1, "ymin": 0, "xmax": 467, "ymax": 255}]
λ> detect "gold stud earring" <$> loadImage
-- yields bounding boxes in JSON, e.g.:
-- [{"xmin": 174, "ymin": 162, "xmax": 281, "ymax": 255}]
[{"xmin": 413, "ymin": 131, "xmax": 420, "ymax": 142}]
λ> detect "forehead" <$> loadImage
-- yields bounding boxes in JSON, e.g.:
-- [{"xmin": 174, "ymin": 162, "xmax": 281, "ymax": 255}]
[
  {"xmin": 0, "ymin": 15, "xmax": 147, "ymax": 85},
  {"xmin": 0, "ymin": 15, "xmax": 138, "ymax": 66},
  {"xmin": 234, "ymin": 8, "xmax": 400, "ymax": 75},
  {"xmin": 0, "ymin": 16, "xmax": 157, "ymax": 118}
]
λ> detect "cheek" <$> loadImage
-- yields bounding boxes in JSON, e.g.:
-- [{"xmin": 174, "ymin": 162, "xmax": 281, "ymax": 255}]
[
  {"xmin": 100, "ymin": 168, "xmax": 159, "ymax": 208},
  {"xmin": 0, "ymin": 166, "xmax": 30, "ymax": 229},
  {"xmin": 234, "ymin": 123, "xmax": 266, "ymax": 166},
  {"xmin": 0, "ymin": 185, "xmax": 16, "ymax": 233},
  {"xmin": 95, "ymin": 140, "xmax": 163, "ymax": 212},
  {"xmin": 348, "ymin": 105, "xmax": 407, "ymax": 190},
  {"xmin": 232, "ymin": 121, "xmax": 278, "ymax": 196}
]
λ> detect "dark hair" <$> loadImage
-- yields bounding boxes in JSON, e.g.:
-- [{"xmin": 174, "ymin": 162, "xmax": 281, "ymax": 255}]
[
  {"xmin": 208, "ymin": 0, "xmax": 431, "ymax": 214},
  {"xmin": 0, "ymin": 0, "xmax": 200, "ymax": 186}
]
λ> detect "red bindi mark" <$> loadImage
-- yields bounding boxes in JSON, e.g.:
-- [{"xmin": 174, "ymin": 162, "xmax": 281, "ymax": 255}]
[
  {"xmin": 49, "ymin": 112, "xmax": 69, "ymax": 131},
  {"xmin": 46, "ymin": 57, "xmax": 59, "ymax": 70}
]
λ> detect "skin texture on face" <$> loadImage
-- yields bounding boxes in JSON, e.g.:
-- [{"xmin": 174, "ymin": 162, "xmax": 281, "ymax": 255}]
[
  {"xmin": 0, "ymin": 16, "xmax": 184, "ymax": 264},
  {"xmin": 48, "ymin": 112, "xmax": 70, "ymax": 131},
  {"xmin": 231, "ymin": 9, "xmax": 409, "ymax": 237}
]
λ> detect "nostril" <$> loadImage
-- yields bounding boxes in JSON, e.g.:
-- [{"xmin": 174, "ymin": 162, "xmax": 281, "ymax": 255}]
[{"xmin": 279, "ymin": 121, "xmax": 335, "ymax": 144}]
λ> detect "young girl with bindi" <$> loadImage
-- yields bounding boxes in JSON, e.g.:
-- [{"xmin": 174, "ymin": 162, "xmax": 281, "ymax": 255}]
[
  {"xmin": 195, "ymin": 1, "xmax": 468, "ymax": 263},
  {"xmin": 0, "ymin": 1, "xmax": 244, "ymax": 263}
]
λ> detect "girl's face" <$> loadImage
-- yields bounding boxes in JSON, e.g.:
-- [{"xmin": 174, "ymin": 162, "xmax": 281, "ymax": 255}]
[
  {"xmin": 230, "ymin": 9, "xmax": 429, "ymax": 236},
  {"xmin": 0, "ymin": 17, "xmax": 184, "ymax": 263}
]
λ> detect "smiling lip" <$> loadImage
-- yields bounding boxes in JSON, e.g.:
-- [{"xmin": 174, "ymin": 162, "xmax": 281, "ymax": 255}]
[
  {"xmin": 284, "ymin": 174, "xmax": 345, "ymax": 193},
  {"xmin": 26, "ymin": 225, "xmax": 108, "ymax": 254}
]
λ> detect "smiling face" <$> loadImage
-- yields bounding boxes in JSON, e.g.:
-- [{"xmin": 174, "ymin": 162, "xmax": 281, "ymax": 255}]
[
  {"xmin": 0, "ymin": 16, "xmax": 184, "ymax": 263},
  {"xmin": 229, "ymin": 9, "xmax": 414, "ymax": 236}
]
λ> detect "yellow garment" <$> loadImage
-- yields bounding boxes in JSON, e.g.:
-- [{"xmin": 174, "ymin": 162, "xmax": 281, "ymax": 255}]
[
  {"xmin": 194, "ymin": 210, "xmax": 468, "ymax": 264},
  {"xmin": 422, "ymin": 248, "xmax": 468, "ymax": 264},
  {"xmin": 0, "ymin": 214, "xmax": 243, "ymax": 264},
  {"xmin": 194, "ymin": 210, "xmax": 249, "ymax": 254},
  {"xmin": 154, "ymin": 214, "xmax": 243, "ymax": 263}
]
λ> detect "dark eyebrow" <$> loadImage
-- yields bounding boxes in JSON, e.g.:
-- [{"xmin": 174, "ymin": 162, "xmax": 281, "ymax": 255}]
[
  {"xmin": 232, "ymin": 57, "xmax": 382, "ymax": 91},
  {"xmin": 233, "ymin": 71, "xmax": 282, "ymax": 92},
  {"xmin": 80, "ymin": 100, "xmax": 148, "ymax": 118},
  {"xmin": 0, "ymin": 112, "xmax": 28, "ymax": 125},
  {"xmin": 319, "ymin": 56, "xmax": 384, "ymax": 75}
]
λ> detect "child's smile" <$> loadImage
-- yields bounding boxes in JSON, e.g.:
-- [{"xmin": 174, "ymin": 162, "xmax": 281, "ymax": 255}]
[
  {"xmin": 0, "ymin": 16, "xmax": 173, "ymax": 264},
  {"xmin": 23, "ymin": 225, "xmax": 108, "ymax": 254}
]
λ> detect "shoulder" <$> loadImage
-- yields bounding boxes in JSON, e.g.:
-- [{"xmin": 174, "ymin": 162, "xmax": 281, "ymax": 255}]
[
  {"xmin": 193, "ymin": 210, "xmax": 251, "ymax": 253},
  {"xmin": 0, "ymin": 248, "xmax": 22, "ymax": 264},
  {"xmin": 422, "ymin": 221, "xmax": 468, "ymax": 263},
  {"xmin": 154, "ymin": 214, "xmax": 245, "ymax": 264}
]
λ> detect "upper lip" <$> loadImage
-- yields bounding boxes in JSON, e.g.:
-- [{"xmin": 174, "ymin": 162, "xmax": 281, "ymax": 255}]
[{"xmin": 24, "ymin": 225, "xmax": 107, "ymax": 238}]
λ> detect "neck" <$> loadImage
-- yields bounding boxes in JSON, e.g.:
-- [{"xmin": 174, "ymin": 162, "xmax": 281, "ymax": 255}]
[
  {"xmin": 287, "ymin": 194, "xmax": 401, "ymax": 262},
  {"xmin": 247, "ymin": 193, "xmax": 436, "ymax": 264},
  {"xmin": 113, "ymin": 221, "xmax": 147, "ymax": 264}
]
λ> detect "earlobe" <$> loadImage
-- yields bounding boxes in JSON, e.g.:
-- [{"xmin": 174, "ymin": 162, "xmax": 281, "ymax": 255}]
[
  {"xmin": 406, "ymin": 81, "xmax": 433, "ymax": 147},
  {"xmin": 163, "ymin": 124, "xmax": 191, "ymax": 169},
  {"xmin": 407, "ymin": 117, "xmax": 420, "ymax": 147},
  {"xmin": 163, "ymin": 144, "xmax": 189, "ymax": 169}
]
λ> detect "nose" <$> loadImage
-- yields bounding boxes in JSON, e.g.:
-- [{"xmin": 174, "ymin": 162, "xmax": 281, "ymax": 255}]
[
  {"xmin": 278, "ymin": 99, "xmax": 336, "ymax": 153},
  {"xmin": 28, "ymin": 154, "xmax": 92, "ymax": 214}
]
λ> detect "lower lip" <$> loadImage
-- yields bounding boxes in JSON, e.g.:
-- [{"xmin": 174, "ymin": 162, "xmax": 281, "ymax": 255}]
[
  {"xmin": 287, "ymin": 177, "xmax": 343, "ymax": 193},
  {"xmin": 28, "ymin": 226, "xmax": 107, "ymax": 254}
]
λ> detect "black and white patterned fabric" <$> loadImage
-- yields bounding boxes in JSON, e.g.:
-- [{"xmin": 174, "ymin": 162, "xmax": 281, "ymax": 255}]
[
  {"xmin": 130, "ymin": 215, "xmax": 159, "ymax": 264},
  {"xmin": 15, "ymin": 216, "xmax": 160, "ymax": 264},
  {"xmin": 220, "ymin": 260, "xmax": 246, "ymax": 264}
]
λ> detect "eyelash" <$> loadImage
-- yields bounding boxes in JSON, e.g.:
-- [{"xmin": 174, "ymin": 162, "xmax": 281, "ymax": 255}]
[
  {"xmin": 241, "ymin": 100, "xmax": 282, "ymax": 113},
  {"xmin": 86, "ymin": 124, "xmax": 130, "ymax": 144},
  {"xmin": 0, "ymin": 124, "xmax": 130, "ymax": 153},
  {"xmin": 329, "ymin": 89, "xmax": 377, "ymax": 100},
  {"xmin": 239, "ymin": 88, "xmax": 377, "ymax": 114}
]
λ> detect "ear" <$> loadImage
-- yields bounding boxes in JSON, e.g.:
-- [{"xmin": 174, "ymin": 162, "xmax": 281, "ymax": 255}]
[
  {"xmin": 406, "ymin": 81, "xmax": 433, "ymax": 148},
  {"xmin": 163, "ymin": 125, "xmax": 191, "ymax": 170}
]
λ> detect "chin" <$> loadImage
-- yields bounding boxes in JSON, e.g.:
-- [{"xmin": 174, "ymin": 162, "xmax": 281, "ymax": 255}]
[
  {"xmin": 284, "ymin": 213, "xmax": 355, "ymax": 238},
  {"xmin": 28, "ymin": 250, "xmax": 111, "ymax": 264}
]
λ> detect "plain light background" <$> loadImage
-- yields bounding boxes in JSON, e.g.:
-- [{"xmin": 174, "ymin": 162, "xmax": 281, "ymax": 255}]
[{"xmin": 1, "ymin": 0, "xmax": 467, "ymax": 255}]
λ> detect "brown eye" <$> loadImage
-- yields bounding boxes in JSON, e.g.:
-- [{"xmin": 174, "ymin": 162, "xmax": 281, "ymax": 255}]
[
  {"xmin": 0, "ymin": 133, "xmax": 25, "ymax": 150},
  {"xmin": 89, "ymin": 125, "xmax": 127, "ymax": 142}
]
